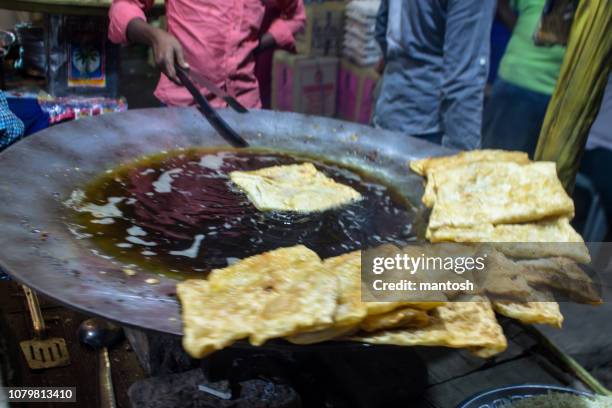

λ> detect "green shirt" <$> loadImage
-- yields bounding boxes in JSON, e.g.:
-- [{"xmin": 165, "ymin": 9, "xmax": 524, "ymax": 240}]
[{"xmin": 498, "ymin": 0, "xmax": 566, "ymax": 95}]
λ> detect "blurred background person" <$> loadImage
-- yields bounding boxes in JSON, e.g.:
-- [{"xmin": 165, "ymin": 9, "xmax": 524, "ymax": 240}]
[
  {"xmin": 482, "ymin": 0, "xmax": 566, "ymax": 157},
  {"xmin": 0, "ymin": 90, "xmax": 24, "ymax": 151},
  {"xmin": 580, "ymin": 72, "xmax": 612, "ymax": 240},
  {"xmin": 372, "ymin": 0, "xmax": 495, "ymax": 150},
  {"xmin": 108, "ymin": 0, "xmax": 305, "ymax": 108},
  {"xmin": 0, "ymin": 22, "xmax": 48, "ymax": 150}
]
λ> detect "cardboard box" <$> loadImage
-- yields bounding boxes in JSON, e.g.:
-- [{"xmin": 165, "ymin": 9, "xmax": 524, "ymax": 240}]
[
  {"xmin": 272, "ymin": 51, "xmax": 339, "ymax": 117},
  {"xmin": 296, "ymin": 1, "xmax": 346, "ymax": 57},
  {"xmin": 336, "ymin": 58, "xmax": 379, "ymax": 124}
]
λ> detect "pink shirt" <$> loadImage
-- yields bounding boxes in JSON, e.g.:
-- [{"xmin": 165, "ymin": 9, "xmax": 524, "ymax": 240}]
[{"xmin": 108, "ymin": 0, "xmax": 305, "ymax": 108}]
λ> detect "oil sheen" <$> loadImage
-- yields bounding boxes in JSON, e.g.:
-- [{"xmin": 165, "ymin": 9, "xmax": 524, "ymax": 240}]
[{"xmin": 68, "ymin": 148, "xmax": 417, "ymax": 279}]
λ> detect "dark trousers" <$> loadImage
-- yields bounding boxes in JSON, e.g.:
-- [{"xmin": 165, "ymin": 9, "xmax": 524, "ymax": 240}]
[
  {"xmin": 581, "ymin": 147, "xmax": 612, "ymax": 240},
  {"xmin": 482, "ymin": 79, "xmax": 551, "ymax": 158}
]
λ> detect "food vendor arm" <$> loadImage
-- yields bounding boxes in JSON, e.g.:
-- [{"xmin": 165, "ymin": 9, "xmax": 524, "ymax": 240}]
[
  {"xmin": 108, "ymin": 0, "xmax": 188, "ymax": 83},
  {"xmin": 263, "ymin": 0, "xmax": 306, "ymax": 51}
]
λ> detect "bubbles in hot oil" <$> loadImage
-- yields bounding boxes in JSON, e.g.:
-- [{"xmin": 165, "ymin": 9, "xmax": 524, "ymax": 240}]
[
  {"xmin": 226, "ymin": 257, "xmax": 239, "ymax": 265},
  {"xmin": 152, "ymin": 168, "xmax": 183, "ymax": 193},
  {"xmin": 66, "ymin": 223, "xmax": 93, "ymax": 240},
  {"xmin": 92, "ymin": 218, "xmax": 115, "ymax": 225},
  {"xmin": 169, "ymin": 234, "xmax": 205, "ymax": 258},
  {"xmin": 126, "ymin": 236, "xmax": 157, "ymax": 246},
  {"xmin": 67, "ymin": 192, "xmax": 126, "ymax": 219},
  {"xmin": 90, "ymin": 248, "xmax": 114, "ymax": 260},
  {"xmin": 199, "ymin": 152, "xmax": 229, "ymax": 170},
  {"xmin": 127, "ymin": 226, "xmax": 147, "ymax": 236}
]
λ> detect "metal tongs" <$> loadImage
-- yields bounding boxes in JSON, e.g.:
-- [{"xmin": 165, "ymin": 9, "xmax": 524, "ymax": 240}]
[{"xmin": 175, "ymin": 64, "xmax": 249, "ymax": 148}]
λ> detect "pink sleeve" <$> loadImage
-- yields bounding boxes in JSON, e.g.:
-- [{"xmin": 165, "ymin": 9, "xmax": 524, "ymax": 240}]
[
  {"xmin": 267, "ymin": 0, "xmax": 306, "ymax": 50},
  {"xmin": 108, "ymin": 0, "xmax": 153, "ymax": 44}
]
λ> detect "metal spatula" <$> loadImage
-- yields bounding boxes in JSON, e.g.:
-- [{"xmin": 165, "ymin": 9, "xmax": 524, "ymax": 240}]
[{"xmin": 19, "ymin": 285, "xmax": 70, "ymax": 369}]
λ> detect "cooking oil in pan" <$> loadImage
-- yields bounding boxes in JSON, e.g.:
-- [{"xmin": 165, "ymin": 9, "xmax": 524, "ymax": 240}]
[{"xmin": 67, "ymin": 148, "xmax": 417, "ymax": 279}]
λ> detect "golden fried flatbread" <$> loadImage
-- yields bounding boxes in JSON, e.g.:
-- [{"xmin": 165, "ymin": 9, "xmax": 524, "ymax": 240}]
[
  {"xmin": 468, "ymin": 248, "xmax": 598, "ymax": 304},
  {"xmin": 177, "ymin": 280, "xmax": 242, "ymax": 358},
  {"xmin": 474, "ymin": 250, "xmax": 534, "ymax": 300},
  {"xmin": 427, "ymin": 217, "xmax": 590, "ymax": 264},
  {"xmin": 286, "ymin": 250, "xmax": 441, "ymax": 345},
  {"xmin": 410, "ymin": 149, "xmax": 530, "ymax": 177},
  {"xmin": 360, "ymin": 307, "xmax": 429, "ymax": 332},
  {"xmin": 492, "ymin": 297, "xmax": 563, "ymax": 328},
  {"xmin": 422, "ymin": 175, "xmax": 438, "ymax": 208},
  {"xmin": 349, "ymin": 300, "xmax": 507, "ymax": 357},
  {"xmin": 361, "ymin": 244, "xmax": 444, "ymax": 316},
  {"xmin": 518, "ymin": 258, "xmax": 601, "ymax": 304},
  {"xmin": 229, "ymin": 163, "xmax": 362, "ymax": 212},
  {"xmin": 427, "ymin": 161, "xmax": 574, "ymax": 230},
  {"xmin": 321, "ymin": 251, "xmax": 368, "ymax": 325},
  {"xmin": 323, "ymin": 249, "xmax": 441, "ymax": 317},
  {"xmin": 419, "ymin": 150, "xmax": 529, "ymax": 208},
  {"xmin": 285, "ymin": 251, "xmax": 365, "ymax": 345},
  {"xmin": 178, "ymin": 246, "xmax": 337, "ymax": 358}
]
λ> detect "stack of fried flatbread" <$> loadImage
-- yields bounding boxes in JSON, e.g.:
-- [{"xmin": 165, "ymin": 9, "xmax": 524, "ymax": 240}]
[
  {"xmin": 410, "ymin": 149, "xmax": 600, "ymax": 328},
  {"xmin": 178, "ymin": 245, "xmax": 508, "ymax": 359}
]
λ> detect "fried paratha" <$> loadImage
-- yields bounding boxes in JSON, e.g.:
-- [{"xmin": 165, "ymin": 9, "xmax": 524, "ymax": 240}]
[
  {"xmin": 410, "ymin": 149, "xmax": 530, "ymax": 177},
  {"xmin": 427, "ymin": 217, "xmax": 590, "ymax": 264},
  {"xmin": 286, "ymin": 250, "xmax": 441, "ymax": 345},
  {"xmin": 518, "ymin": 258, "xmax": 601, "ymax": 304},
  {"xmin": 230, "ymin": 163, "xmax": 362, "ymax": 212},
  {"xmin": 492, "ymin": 298, "xmax": 563, "ymax": 328},
  {"xmin": 350, "ymin": 300, "xmax": 507, "ymax": 357},
  {"xmin": 426, "ymin": 161, "xmax": 574, "ymax": 230},
  {"xmin": 360, "ymin": 307, "xmax": 430, "ymax": 332},
  {"xmin": 285, "ymin": 251, "xmax": 366, "ymax": 345},
  {"xmin": 178, "ymin": 245, "xmax": 337, "ymax": 357}
]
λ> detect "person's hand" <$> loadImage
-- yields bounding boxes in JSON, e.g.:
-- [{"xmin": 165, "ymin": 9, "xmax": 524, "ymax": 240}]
[
  {"xmin": 150, "ymin": 29, "xmax": 189, "ymax": 84},
  {"xmin": 126, "ymin": 19, "xmax": 189, "ymax": 84},
  {"xmin": 255, "ymin": 33, "xmax": 277, "ymax": 54}
]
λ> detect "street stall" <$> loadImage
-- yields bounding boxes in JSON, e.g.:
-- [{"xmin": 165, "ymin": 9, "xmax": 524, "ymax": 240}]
[
  {"xmin": 0, "ymin": 0, "xmax": 163, "ymax": 127},
  {"xmin": 0, "ymin": 106, "xmax": 609, "ymax": 407},
  {"xmin": 0, "ymin": 0, "xmax": 611, "ymax": 407}
]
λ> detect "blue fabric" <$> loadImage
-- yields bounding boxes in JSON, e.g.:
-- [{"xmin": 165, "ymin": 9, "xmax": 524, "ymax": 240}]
[
  {"xmin": 6, "ymin": 96, "xmax": 50, "ymax": 137},
  {"xmin": 373, "ymin": 0, "xmax": 496, "ymax": 150},
  {"xmin": 481, "ymin": 78, "xmax": 551, "ymax": 158},
  {"xmin": 488, "ymin": 18, "xmax": 512, "ymax": 85},
  {"xmin": 374, "ymin": 0, "xmax": 389, "ymax": 57},
  {"xmin": 580, "ymin": 148, "xmax": 612, "ymax": 240},
  {"xmin": 0, "ymin": 92, "xmax": 49, "ymax": 152},
  {"xmin": 0, "ymin": 91, "xmax": 25, "ymax": 150}
]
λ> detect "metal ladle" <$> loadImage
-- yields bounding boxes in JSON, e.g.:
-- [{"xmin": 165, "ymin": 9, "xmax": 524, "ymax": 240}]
[{"xmin": 78, "ymin": 318, "xmax": 124, "ymax": 408}]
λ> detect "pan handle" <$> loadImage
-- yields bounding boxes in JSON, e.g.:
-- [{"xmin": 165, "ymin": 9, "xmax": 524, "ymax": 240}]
[{"xmin": 22, "ymin": 285, "xmax": 46, "ymax": 339}]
